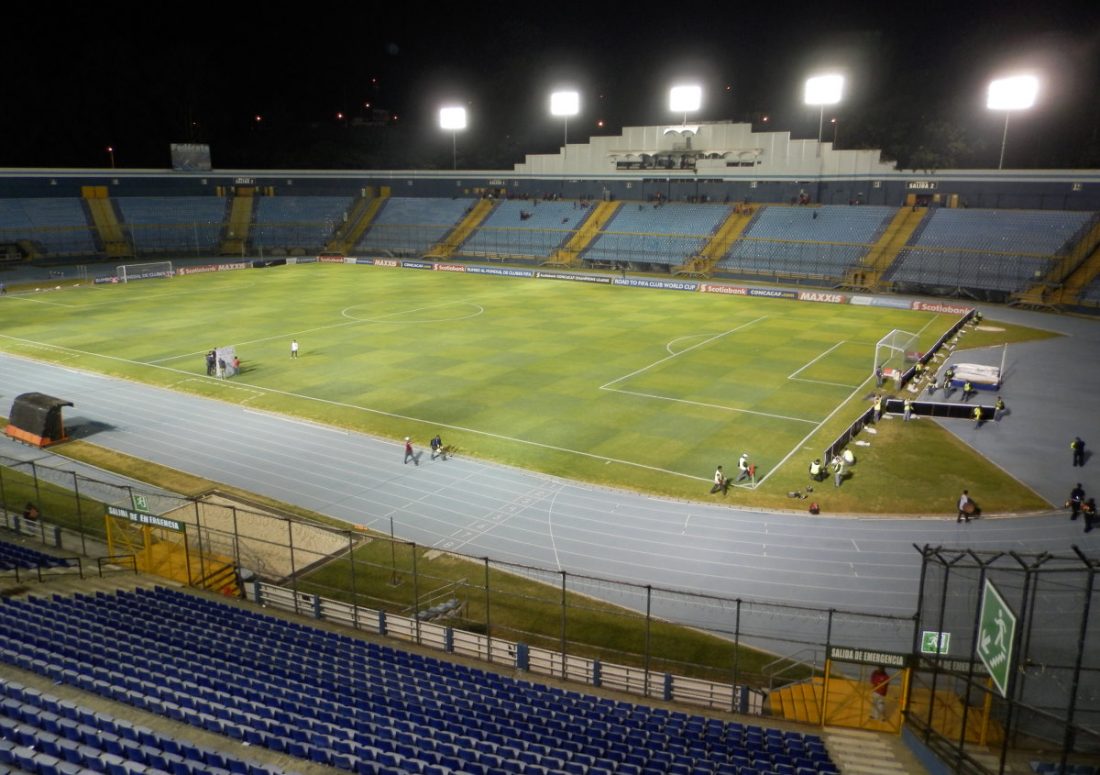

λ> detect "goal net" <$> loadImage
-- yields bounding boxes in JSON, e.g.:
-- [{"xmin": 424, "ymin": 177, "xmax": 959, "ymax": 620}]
[
  {"xmin": 874, "ymin": 329, "xmax": 919, "ymax": 377},
  {"xmin": 117, "ymin": 261, "xmax": 174, "ymax": 283}
]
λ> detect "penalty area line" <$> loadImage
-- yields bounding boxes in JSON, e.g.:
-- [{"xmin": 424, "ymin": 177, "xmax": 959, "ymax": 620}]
[
  {"xmin": 787, "ymin": 340, "xmax": 862, "ymax": 388},
  {"xmin": 602, "ymin": 387, "xmax": 819, "ymax": 425},
  {"xmin": 754, "ymin": 312, "xmax": 954, "ymax": 489},
  {"xmin": 602, "ymin": 316, "xmax": 768, "ymax": 390}
]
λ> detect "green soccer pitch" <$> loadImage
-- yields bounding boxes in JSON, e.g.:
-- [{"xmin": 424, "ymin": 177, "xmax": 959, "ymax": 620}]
[{"xmin": 0, "ymin": 264, "xmax": 1047, "ymax": 511}]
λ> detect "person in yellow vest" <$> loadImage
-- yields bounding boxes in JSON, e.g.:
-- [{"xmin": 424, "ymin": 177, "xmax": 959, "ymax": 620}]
[{"xmin": 973, "ymin": 405, "xmax": 983, "ymax": 428}]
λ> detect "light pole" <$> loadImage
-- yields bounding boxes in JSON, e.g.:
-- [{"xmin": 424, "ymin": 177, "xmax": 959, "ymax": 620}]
[
  {"xmin": 550, "ymin": 90, "xmax": 580, "ymax": 163},
  {"xmin": 987, "ymin": 75, "xmax": 1038, "ymax": 170},
  {"xmin": 804, "ymin": 74, "xmax": 844, "ymax": 146},
  {"xmin": 439, "ymin": 106, "xmax": 467, "ymax": 171},
  {"xmin": 669, "ymin": 85, "xmax": 702, "ymax": 127},
  {"xmin": 106, "ymin": 146, "xmax": 115, "ymax": 169},
  {"xmin": 831, "ymin": 117, "xmax": 839, "ymax": 147}
]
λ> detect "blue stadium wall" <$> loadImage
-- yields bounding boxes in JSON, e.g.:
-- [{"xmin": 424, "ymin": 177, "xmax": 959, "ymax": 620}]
[{"xmin": 0, "ymin": 169, "xmax": 1098, "ymax": 210}]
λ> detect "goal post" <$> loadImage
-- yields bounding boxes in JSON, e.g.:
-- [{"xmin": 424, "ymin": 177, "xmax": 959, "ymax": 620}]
[
  {"xmin": 874, "ymin": 329, "xmax": 919, "ymax": 377},
  {"xmin": 117, "ymin": 261, "xmax": 173, "ymax": 283}
]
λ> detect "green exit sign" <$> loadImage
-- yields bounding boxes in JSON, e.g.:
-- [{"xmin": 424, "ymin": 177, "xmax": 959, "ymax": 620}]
[{"xmin": 921, "ymin": 630, "xmax": 951, "ymax": 655}]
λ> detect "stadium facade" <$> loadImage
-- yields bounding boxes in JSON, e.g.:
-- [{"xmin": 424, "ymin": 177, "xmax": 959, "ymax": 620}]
[{"xmin": 1, "ymin": 120, "xmax": 1098, "ymax": 210}]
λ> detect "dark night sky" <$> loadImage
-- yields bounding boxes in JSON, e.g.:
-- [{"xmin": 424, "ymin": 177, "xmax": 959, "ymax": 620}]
[{"xmin": 3, "ymin": 1, "xmax": 1098, "ymax": 170}]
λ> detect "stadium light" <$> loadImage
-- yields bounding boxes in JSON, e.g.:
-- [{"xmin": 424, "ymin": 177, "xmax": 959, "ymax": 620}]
[
  {"xmin": 106, "ymin": 146, "xmax": 115, "ymax": 169},
  {"xmin": 804, "ymin": 74, "xmax": 844, "ymax": 145},
  {"xmin": 669, "ymin": 85, "xmax": 702, "ymax": 126},
  {"xmin": 550, "ymin": 91, "xmax": 580, "ymax": 159},
  {"xmin": 987, "ymin": 75, "xmax": 1038, "ymax": 170},
  {"xmin": 439, "ymin": 106, "xmax": 467, "ymax": 170}
]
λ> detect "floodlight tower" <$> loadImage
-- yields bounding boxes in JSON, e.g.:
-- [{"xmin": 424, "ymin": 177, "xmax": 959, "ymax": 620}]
[
  {"xmin": 804, "ymin": 74, "xmax": 844, "ymax": 146},
  {"xmin": 987, "ymin": 75, "xmax": 1038, "ymax": 170},
  {"xmin": 550, "ymin": 91, "xmax": 580, "ymax": 157},
  {"xmin": 669, "ymin": 85, "xmax": 702, "ymax": 127},
  {"xmin": 439, "ymin": 106, "xmax": 467, "ymax": 170}
]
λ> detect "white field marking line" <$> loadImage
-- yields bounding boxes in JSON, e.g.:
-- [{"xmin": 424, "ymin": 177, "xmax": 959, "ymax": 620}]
[
  {"xmin": 0, "ymin": 294, "xmax": 77, "ymax": 307},
  {"xmin": 666, "ymin": 334, "xmax": 716, "ymax": 356},
  {"xmin": 145, "ymin": 298, "xmax": 485, "ymax": 364},
  {"xmin": 175, "ymin": 378, "xmax": 266, "ymax": 405},
  {"xmin": 606, "ymin": 387, "xmax": 819, "ymax": 425},
  {"xmin": 342, "ymin": 301, "xmax": 485, "ymax": 324},
  {"xmin": 600, "ymin": 315, "xmax": 821, "ymax": 424},
  {"xmin": 0, "ymin": 336, "xmax": 711, "ymax": 483},
  {"xmin": 788, "ymin": 341, "xmax": 847, "ymax": 380},
  {"xmin": 754, "ymin": 313, "xmax": 947, "ymax": 490},
  {"xmin": 600, "ymin": 316, "xmax": 768, "ymax": 390},
  {"xmin": 791, "ymin": 378, "xmax": 861, "ymax": 389},
  {"xmin": 787, "ymin": 341, "xmax": 863, "ymax": 388}
]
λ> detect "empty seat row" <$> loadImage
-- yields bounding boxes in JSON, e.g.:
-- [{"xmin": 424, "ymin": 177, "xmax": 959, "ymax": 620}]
[{"xmin": 0, "ymin": 587, "xmax": 839, "ymax": 775}]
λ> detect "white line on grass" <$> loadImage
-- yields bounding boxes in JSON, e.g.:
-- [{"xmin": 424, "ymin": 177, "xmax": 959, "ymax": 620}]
[
  {"xmin": 602, "ymin": 315, "xmax": 820, "ymax": 424},
  {"xmin": 754, "ymin": 313, "xmax": 946, "ymax": 489},
  {"xmin": 145, "ymin": 298, "xmax": 486, "ymax": 364},
  {"xmin": 605, "ymin": 387, "xmax": 819, "ymax": 424},
  {"xmin": 601, "ymin": 316, "xmax": 767, "ymax": 390},
  {"xmin": 788, "ymin": 342, "xmax": 862, "ymax": 389},
  {"xmin": 0, "ymin": 338, "xmax": 712, "ymax": 483},
  {"xmin": 666, "ymin": 334, "xmax": 715, "ymax": 355},
  {"xmin": 0, "ymin": 294, "xmax": 77, "ymax": 308},
  {"xmin": 342, "ymin": 300, "xmax": 485, "ymax": 324},
  {"xmin": 175, "ymin": 378, "xmax": 266, "ymax": 404},
  {"xmin": 788, "ymin": 341, "xmax": 848, "ymax": 380}
]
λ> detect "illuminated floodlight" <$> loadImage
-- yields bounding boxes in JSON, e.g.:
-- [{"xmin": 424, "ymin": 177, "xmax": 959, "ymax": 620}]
[
  {"xmin": 987, "ymin": 75, "xmax": 1038, "ymax": 111},
  {"xmin": 669, "ymin": 85, "xmax": 702, "ymax": 115},
  {"xmin": 439, "ymin": 106, "xmax": 467, "ymax": 130},
  {"xmin": 550, "ymin": 91, "xmax": 581, "ymax": 166},
  {"xmin": 550, "ymin": 91, "xmax": 580, "ymax": 117},
  {"xmin": 805, "ymin": 75, "xmax": 845, "ymax": 146},
  {"xmin": 439, "ymin": 106, "xmax": 467, "ymax": 170},
  {"xmin": 804, "ymin": 74, "xmax": 844, "ymax": 106},
  {"xmin": 987, "ymin": 75, "xmax": 1039, "ymax": 169}
]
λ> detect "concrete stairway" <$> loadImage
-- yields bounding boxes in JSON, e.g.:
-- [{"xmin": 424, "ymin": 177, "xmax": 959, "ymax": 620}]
[{"xmin": 823, "ymin": 728, "xmax": 925, "ymax": 775}]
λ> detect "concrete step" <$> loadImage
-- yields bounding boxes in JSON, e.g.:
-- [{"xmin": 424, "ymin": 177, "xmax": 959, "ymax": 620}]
[{"xmin": 824, "ymin": 728, "xmax": 924, "ymax": 775}]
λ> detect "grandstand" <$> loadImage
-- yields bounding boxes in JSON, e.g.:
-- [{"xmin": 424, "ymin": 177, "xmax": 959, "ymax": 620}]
[
  {"xmin": 459, "ymin": 200, "xmax": 577, "ymax": 260},
  {"xmin": 0, "ymin": 197, "xmax": 96, "ymax": 258},
  {"xmin": 116, "ymin": 196, "xmax": 227, "ymax": 255},
  {"xmin": 253, "ymin": 196, "xmax": 353, "ymax": 255},
  {"xmin": 355, "ymin": 198, "xmax": 475, "ymax": 256},
  {"xmin": 0, "ymin": 575, "xmax": 846, "ymax": 775},
  {"xmin": 717, "ymin": 205, "xmax": 895, "ymax": 281},
  {"xmin": 884, "ymin": 208, "xmax": 1095, "ymax": 296},
  {"xmin": 582, "ymin": 203, "xmax": 728, "ymax": 268}
]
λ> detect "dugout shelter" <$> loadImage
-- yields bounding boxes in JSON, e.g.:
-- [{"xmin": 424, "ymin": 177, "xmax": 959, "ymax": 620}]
[{"xmin": 4, "ymin": 392, "xmax": 73, "ymax": 447}]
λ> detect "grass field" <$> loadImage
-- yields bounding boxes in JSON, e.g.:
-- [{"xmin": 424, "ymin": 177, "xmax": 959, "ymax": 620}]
[{"xmin": 0, "ymin": 263, "xmax": 1052, "ymax": 511}]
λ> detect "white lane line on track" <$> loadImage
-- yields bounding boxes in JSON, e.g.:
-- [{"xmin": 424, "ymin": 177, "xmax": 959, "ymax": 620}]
[{"xmin": 242, "ymin": 408, "xmax": 350, "ymax": 434}]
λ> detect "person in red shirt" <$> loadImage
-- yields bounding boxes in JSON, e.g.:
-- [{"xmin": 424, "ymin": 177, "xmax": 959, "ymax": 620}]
[{"xmin": 870, "ymin": 666, "xmax": 890, "ymax": 720}]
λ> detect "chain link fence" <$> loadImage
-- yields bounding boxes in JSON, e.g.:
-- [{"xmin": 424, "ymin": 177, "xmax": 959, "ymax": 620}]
[
  {"xmin": 2, "ymin": 453, "xmax": 916, "ymax": 692},
  {"xmin": 912, "ymin": 546, "xmax": 1100, "ymax": 773}
]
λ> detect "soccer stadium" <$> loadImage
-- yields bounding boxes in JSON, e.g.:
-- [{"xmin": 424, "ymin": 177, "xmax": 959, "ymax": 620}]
[{"xmin": 2, "ymin": 63, "xmax": 1100, "ymax": 775}]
